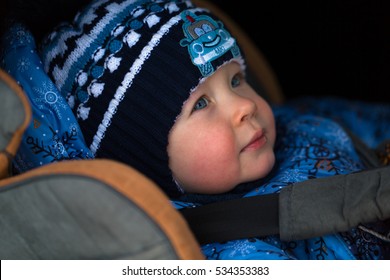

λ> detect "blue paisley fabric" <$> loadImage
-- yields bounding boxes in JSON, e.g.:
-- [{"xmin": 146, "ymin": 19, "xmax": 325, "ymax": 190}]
[
  {"xmin": 0, "ymin": 23, "xmax": 93, "ymax": 172},
  {"xmin": 1, "ymin": 23, "xmax": 389, "ymax": 260}
]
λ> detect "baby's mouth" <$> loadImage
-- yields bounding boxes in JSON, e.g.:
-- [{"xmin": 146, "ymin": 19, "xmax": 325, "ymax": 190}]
[{"xmin": 241, "ymin": 130, "xmax": 267, "ymax": 152}]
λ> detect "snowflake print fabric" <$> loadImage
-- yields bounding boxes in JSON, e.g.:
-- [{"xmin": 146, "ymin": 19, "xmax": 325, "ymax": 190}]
[{"xmin": 0, "ymin": 23, "xmax": 93, "ymax": 172}]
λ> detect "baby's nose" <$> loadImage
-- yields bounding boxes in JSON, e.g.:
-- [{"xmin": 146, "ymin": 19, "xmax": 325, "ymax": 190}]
[{"xmin": 230, "ymin": 95, "xmax": 257, "ymax": 125}]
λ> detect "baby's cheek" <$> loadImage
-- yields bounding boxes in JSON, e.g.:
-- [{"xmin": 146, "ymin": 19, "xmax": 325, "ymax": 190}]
[{"xmin": 180, "ymin": 136, "xmax": 240, "ymax": 193}]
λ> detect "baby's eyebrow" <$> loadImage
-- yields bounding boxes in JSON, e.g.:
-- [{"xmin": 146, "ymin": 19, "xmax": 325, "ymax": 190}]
[
  {"xmin": 181, "ymin": 91, "xmax": 202, "ymax": 113},
  {"xmin": 187, "ymin": 88, "xmax": 205, "ymax": 103}
]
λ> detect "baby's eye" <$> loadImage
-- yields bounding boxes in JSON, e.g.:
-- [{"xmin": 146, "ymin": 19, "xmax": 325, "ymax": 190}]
[
  {"xmin": 231, "ymin": 74, "xmax": 242, "ymax": 88},
  {"xmin": 192, "ymin": 96, "xmax": 209, "ymax": 112}
]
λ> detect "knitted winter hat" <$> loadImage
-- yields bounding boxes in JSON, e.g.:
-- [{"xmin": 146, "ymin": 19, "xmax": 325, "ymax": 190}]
[{"xmin": 40, "ymin": 0, "xmax": 244, "ymax": 198}]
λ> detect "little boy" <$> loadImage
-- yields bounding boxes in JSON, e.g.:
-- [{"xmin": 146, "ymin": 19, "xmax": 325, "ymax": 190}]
[{"xmin": 40, "ymin": 0, "xmax": 277, "ymax": 198}]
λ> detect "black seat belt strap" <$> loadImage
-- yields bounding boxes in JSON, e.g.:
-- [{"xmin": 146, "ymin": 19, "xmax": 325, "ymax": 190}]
[
  {"xmin": 180, "ymin": 166, "xmax": 390, "ymax": 245},
  {"xmin": 179, "ymin": 193, "xmax": 279, "ymax": 245}
]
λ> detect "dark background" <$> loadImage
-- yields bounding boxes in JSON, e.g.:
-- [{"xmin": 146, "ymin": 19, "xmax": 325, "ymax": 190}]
[
  {"xmin": 2, "ymin": 0, "xmax": 389, "ymax": 103},
  {"xmin": 212, "ymin": 0, "xmax": 390, "ymax": 103}
]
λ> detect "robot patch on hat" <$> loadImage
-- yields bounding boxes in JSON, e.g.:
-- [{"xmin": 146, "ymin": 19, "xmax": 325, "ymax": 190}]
[{"xmin": 179, "ymin": 11, "xmax": 240, "ymax": 77}]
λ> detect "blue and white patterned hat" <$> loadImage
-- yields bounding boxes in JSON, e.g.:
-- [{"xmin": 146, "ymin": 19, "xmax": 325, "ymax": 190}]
[{"xmin": 40, "ymin": 0, "xmax": 243, "ymax": 197}]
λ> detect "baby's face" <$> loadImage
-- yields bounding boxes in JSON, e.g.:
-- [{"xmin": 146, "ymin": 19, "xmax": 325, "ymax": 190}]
[{"xmin": 167, "ymin": 61, "xmax": 276, "ymax": 194}]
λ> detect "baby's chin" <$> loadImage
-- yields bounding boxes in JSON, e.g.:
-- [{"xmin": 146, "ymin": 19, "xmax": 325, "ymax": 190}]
[{"xmin": 241, "ymin": 152, "xmax": 276, "ymax": 182}]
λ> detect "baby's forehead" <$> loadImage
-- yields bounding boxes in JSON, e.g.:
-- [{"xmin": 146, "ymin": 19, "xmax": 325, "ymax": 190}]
[
  {"xmin": 192, "ymin": 59, "xmax": 244, "ymax": 88},
  {"xmin": 191, "ymin": 60, "xmax": 244, "ymax": 92},
  {"xmin": 215, "ymin": 59, "xmax": 245, "ymax": 75}
]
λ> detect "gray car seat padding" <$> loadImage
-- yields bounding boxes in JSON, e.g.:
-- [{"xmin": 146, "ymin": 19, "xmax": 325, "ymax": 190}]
[{"xmin": 0, "ymin": 159, "xmax": 204, "ymax": 259}]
